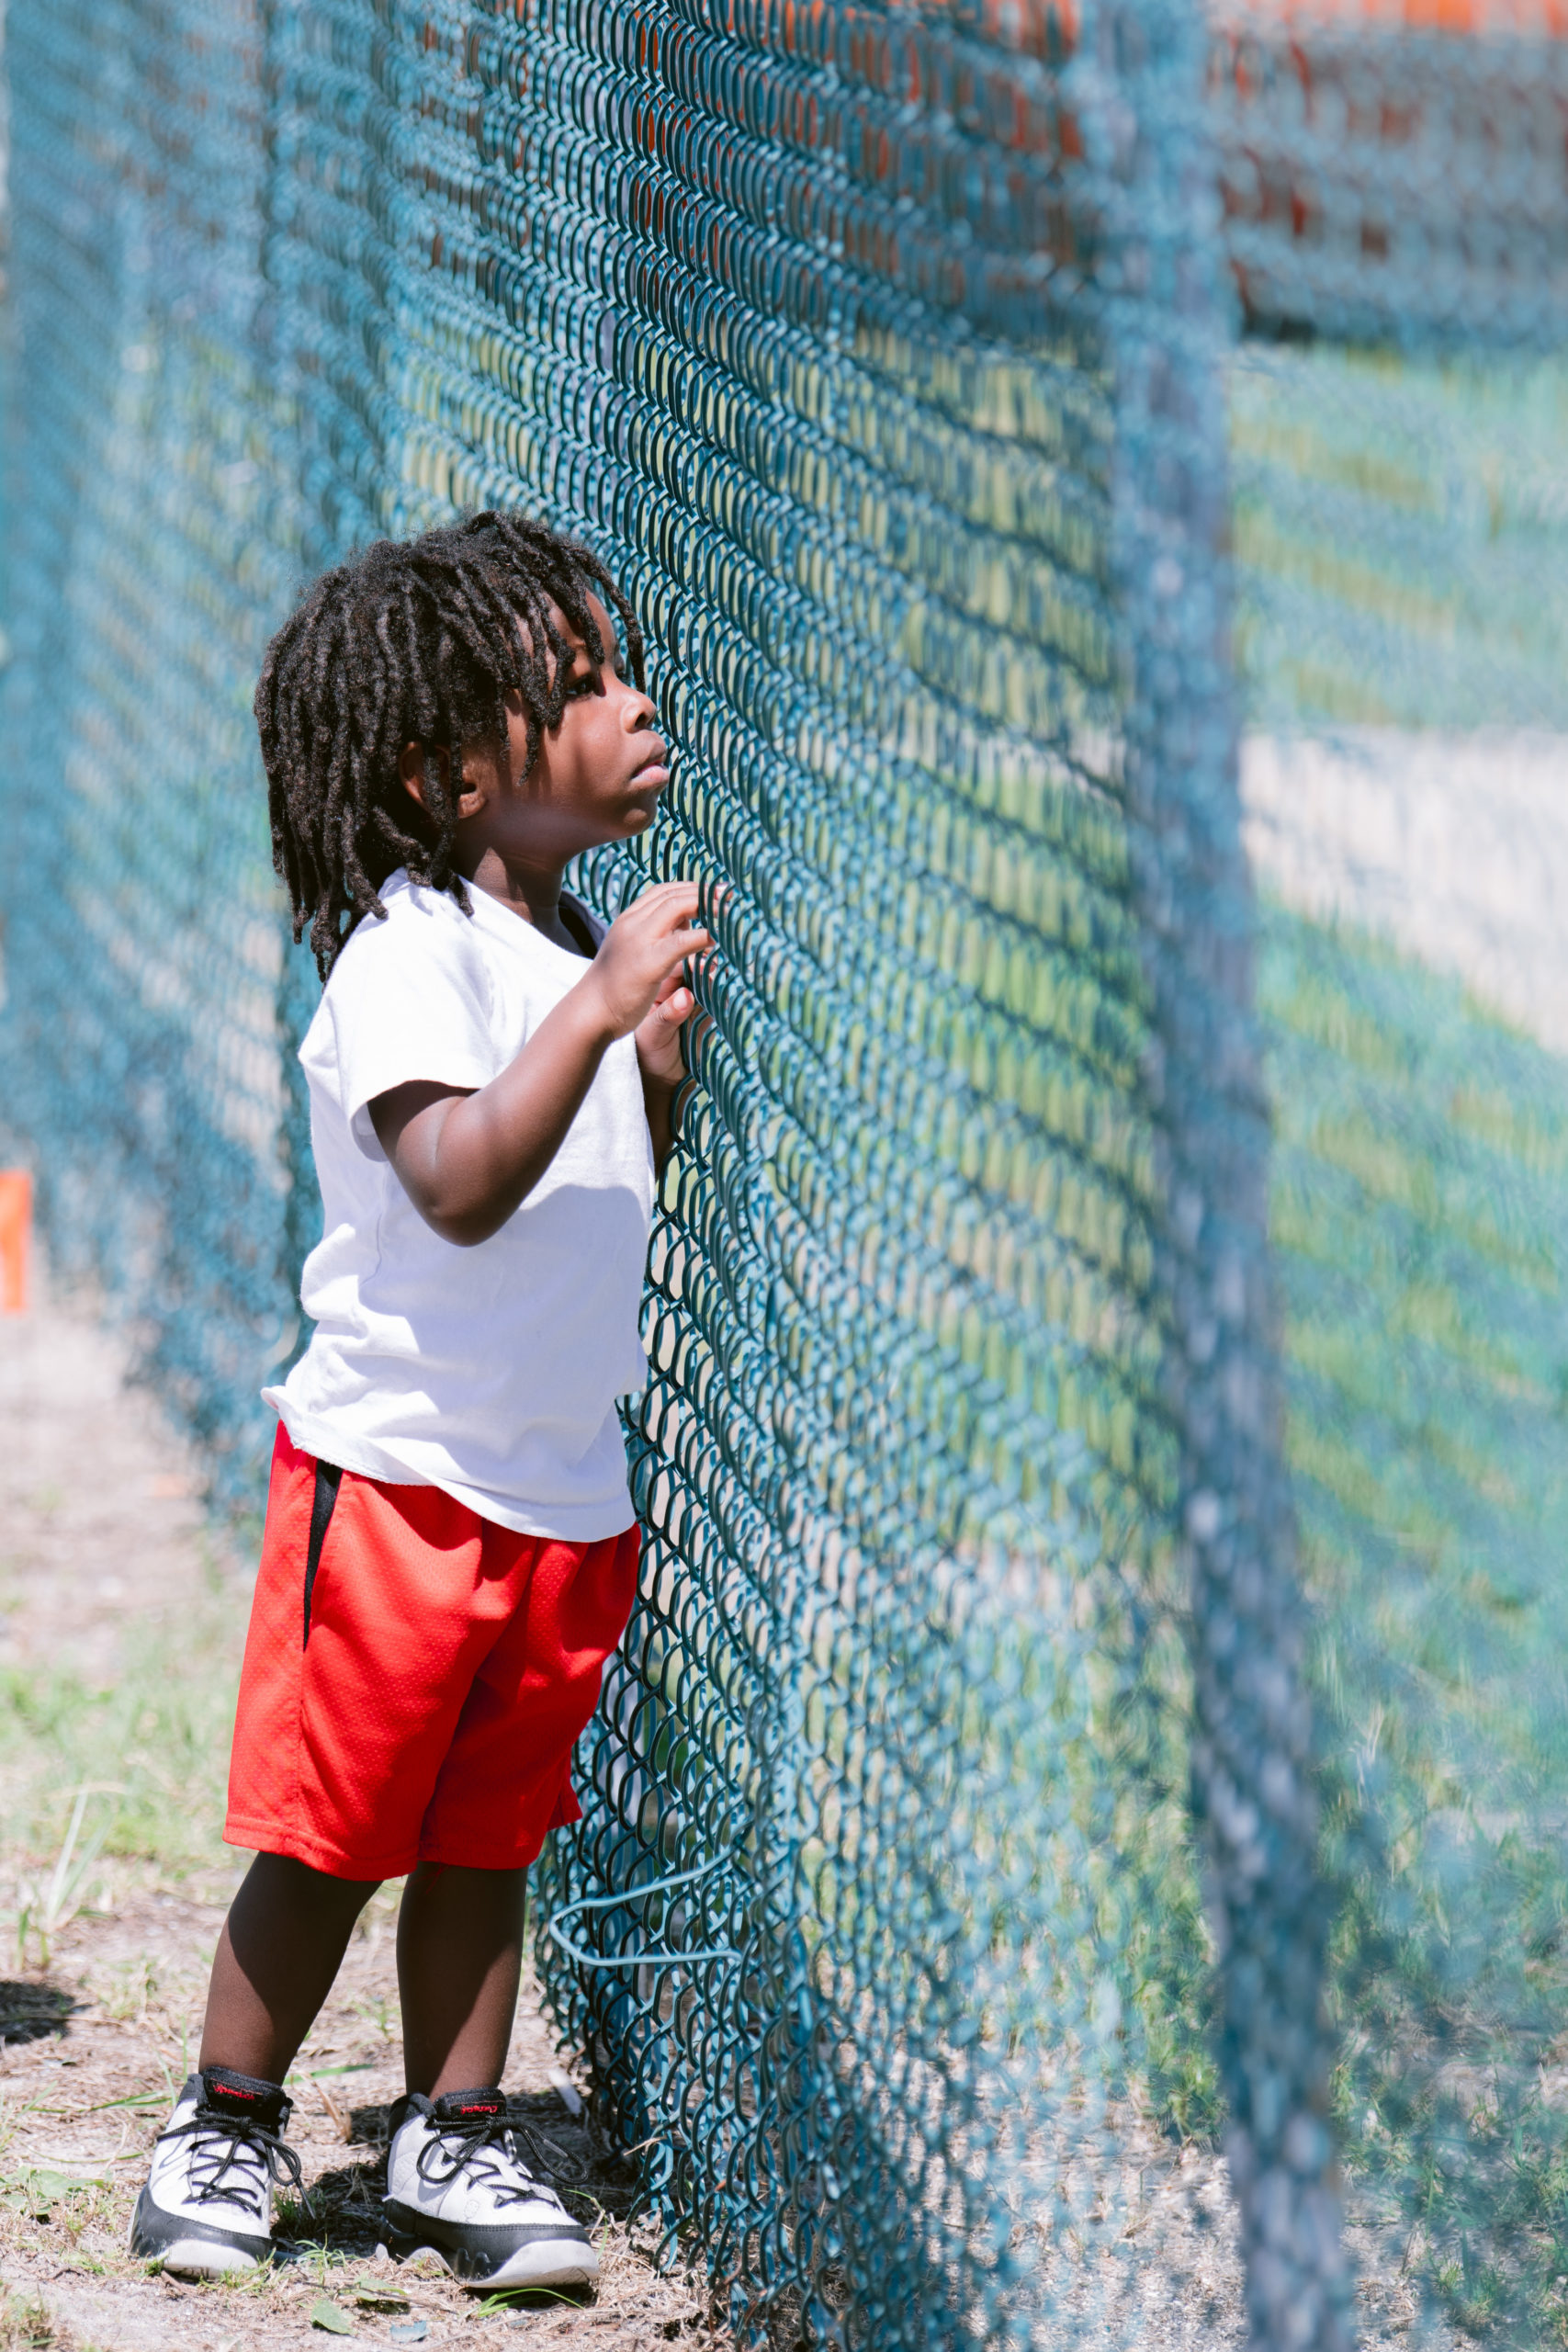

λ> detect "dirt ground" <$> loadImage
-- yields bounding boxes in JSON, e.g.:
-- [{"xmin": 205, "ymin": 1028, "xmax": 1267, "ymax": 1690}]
[
  {"xmin": 0, "ymin": 1275, "xmax": 723, "ymax": 2352},
  {"xmin": 0, "ymin": 1277, "xmax": 1446, "ymax": 2352}
]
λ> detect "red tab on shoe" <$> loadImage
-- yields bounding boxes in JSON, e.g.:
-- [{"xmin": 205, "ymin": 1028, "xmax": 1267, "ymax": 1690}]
[
  {"xmin": 199, "ymin": 2065, "xmax": 291, "ymax": 2132},
  {"xmin": 431, "ymin": 2086, "xmax": 507, "ymax": 2124}
]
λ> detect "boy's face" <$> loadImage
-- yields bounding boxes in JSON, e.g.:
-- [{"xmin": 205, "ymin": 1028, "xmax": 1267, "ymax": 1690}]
[{"xmin": 405, "ymin": 596, "xmax": 668, "ymax": 876}]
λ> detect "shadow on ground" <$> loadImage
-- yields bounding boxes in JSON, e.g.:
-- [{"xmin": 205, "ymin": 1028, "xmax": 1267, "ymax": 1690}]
[{"xmin": 0, "ymin": 1982, "xmax": 77, "ymax": 2045}]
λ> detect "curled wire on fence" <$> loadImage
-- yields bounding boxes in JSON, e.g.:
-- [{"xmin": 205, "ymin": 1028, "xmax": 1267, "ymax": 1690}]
[{"xmin": 545, "ymin": 1851, "xmax": 741, "ymax": 1972}]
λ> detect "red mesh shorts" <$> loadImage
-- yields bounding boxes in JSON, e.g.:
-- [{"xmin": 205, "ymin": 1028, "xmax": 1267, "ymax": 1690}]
[{"xmin": 225, "ymin": 1427, "xmax": 640, "ymax": 1881}]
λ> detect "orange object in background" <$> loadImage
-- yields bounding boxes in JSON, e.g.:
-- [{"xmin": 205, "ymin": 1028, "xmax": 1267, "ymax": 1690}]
[
  {"xmin": 0, "ymin": 1171, "xmax": 32, "ymax": 1314},
  {"xmin": 1224, "ymin": 0, "xmax": 1565, "ymax": 30}
]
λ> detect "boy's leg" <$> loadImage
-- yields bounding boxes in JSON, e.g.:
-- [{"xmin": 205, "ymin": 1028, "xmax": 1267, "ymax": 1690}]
[
  {"xmin": 387, "ymin": 1860, "xmax": 597, "ymax": 2289},
  {"xmin": 379, "ymin": 1528, "xmax": 637, "ymax": 2290},
  {"xmin": 199, "ymin": 1852, "xmax": 380, "ymax": 2083},
  {"xmin": 394, "ymin": 1520, "xmax": 639, "ymax": 2103},
  {"xmin": 396, "ymin": 1860, "xmax": 526, "ymax": 2096},
  {"xmin": 130, "ymin": 1853, "xmax": 378, "ymax": 2279},
  {"xmin": 199, "ymin": 1854, "xmax": 529, "ymax": 2096}
]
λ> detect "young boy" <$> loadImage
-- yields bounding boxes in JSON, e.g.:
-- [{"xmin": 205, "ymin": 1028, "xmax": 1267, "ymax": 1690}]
[{"xmin": 129, "ymin": 514, "xmax": 709, "ymax": 2289}]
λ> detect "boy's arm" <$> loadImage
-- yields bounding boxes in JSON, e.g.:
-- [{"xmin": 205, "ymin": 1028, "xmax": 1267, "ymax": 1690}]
[{"xmin": 369, "ymin": 882, "xmax": 707, "ymax": 1247}]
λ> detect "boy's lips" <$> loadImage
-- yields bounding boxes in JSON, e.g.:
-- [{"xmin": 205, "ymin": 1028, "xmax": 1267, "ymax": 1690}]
[{"xmin": 627, "ymin": 755, "xmax": 669, "ymax": 792}]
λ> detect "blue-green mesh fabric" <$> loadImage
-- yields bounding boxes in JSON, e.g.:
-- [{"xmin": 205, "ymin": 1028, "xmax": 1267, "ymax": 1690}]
[
  {"xmin": 0, "ymin": 0, "xmax": 304, "ymax": 1494},
  {"xmin": 0, "ymin": 3, "xmax": 1562, "ymax": 2344}
]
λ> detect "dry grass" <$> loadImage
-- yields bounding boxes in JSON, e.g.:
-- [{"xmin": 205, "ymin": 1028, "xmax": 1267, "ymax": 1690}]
[{"xmin": 0, "ymin": 1279, "xmax": 726, "ymax": 2350}]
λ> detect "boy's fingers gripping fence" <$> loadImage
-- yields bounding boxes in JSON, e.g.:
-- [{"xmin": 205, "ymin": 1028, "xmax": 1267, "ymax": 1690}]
[{"xmin": 1, "ymin": 0, "xmax": 1563, "ymax": 2345}]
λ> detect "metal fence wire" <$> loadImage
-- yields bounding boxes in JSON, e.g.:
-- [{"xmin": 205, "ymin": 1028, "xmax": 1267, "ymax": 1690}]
[{"xmin": 1, "ymin": 1, "xmax": 1565, "ymax": 2345}]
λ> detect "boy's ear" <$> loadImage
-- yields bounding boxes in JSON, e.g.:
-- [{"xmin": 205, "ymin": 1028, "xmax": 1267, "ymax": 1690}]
[
  {"xmin": 398, "ymin": 741, "xmax": 440, "ymax": 813},
  {"xmin": 399, "ymin": 741, "xmax": 485, "ymax": 820}
]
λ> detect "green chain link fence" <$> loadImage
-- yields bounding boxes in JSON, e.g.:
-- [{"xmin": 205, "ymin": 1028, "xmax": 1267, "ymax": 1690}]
[{"xmin": 2, "ymin": 1, "xmax": 1564, "ymax": 2341}]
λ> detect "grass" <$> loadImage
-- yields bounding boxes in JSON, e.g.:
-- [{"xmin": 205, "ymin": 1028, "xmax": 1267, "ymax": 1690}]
[
  {"xmin": 1069, "ymin": 893, "xmax": 1568, "ymax": 2328},
  {"xmin": 1262, "ymin": 901, "xmax": 1568, "ymax": 2340},
  {"xmin": 0, "ymin": 2292, "xmax": 74, "ymax": 2350},
  {"xmin": 1233, "ymin": 348, "xmax": 1568, "ymax": 735},
  {"xmin": 0, "ymin": 1573, "xmax": 241, "ymax": 1968}
]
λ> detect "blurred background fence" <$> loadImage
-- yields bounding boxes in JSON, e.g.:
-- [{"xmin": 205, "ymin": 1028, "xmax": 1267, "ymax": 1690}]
[{"xmin": 0, "ymin": 0, "xmax": 1564, "ymax": 2345}]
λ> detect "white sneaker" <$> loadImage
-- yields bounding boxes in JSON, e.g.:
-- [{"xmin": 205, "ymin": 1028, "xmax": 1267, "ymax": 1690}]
[
  {"xmin": 383, "ymin": 2087, "xmax": 599, "ymax": 2289},
  {"xmin": 129, "ymin": 2068, "xmax": 301, "ymax": 2277}
]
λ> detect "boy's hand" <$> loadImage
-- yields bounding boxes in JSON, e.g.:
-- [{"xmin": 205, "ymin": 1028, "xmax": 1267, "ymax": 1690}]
[
  {"xmin": 635, "ymin": 969, "xmax": 700, "ymax": 1090},
  {"xmin": 368, "ymin": 880, "xmax": 713, "ymax": 1246},
  {"xmin": 584, "ymin": 882, "xmax": 710, "ymax": 1044}
]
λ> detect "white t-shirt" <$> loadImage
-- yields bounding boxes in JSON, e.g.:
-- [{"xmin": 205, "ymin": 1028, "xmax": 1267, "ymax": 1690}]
[{"xmin": 264, "ymin": 871, "xmax": 653, "ymax": 1540}]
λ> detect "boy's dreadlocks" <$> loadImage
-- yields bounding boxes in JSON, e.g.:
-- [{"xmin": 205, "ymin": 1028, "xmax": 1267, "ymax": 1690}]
[{"xmin": 257, "ymin": 511, "xmax": 645, "ymax": 978}]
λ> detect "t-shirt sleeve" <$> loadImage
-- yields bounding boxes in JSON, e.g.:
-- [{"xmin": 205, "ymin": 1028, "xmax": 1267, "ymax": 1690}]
[{"xmin": 308, "ymin": 896, "xmax": 498, "ymax": 1160}]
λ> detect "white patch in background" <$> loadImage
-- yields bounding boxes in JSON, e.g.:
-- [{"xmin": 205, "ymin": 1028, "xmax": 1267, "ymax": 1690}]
[{"xmin": 1240, "ymin": 730, "xmax": 1568, "ymax": 1057}]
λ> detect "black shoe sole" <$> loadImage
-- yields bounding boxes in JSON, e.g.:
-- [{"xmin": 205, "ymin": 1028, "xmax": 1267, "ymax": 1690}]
[
  {"xmin": 128, "ymin": 2184, "xmax": 275, "ymax": 2276},
  {"xmin": 381, "ymin": 2197, "xmax": 598, "ymax": 2289}
]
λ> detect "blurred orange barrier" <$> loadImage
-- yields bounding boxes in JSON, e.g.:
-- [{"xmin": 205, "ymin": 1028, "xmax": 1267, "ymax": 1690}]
[
  {"xmin": 1211, "ymin": 0, "xmax": 1568, "ymax": 342},
  {"xmin": 1221, "ymin": 0, "xmax": 1565, "ymax": 30},
  {"xmin": 0, "ymin": 1171, "xmax": 32, "ymax": 1314}
]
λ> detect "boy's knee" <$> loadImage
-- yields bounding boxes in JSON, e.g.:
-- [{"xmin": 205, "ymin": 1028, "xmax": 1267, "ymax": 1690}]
[
  {"xmin": 401, "ymin": 1860, "xmax": 528, "ymax": 1924},
  {"xmin": 244, "ymin": 1849, "xmax": 381, "ymax": 1916}
]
